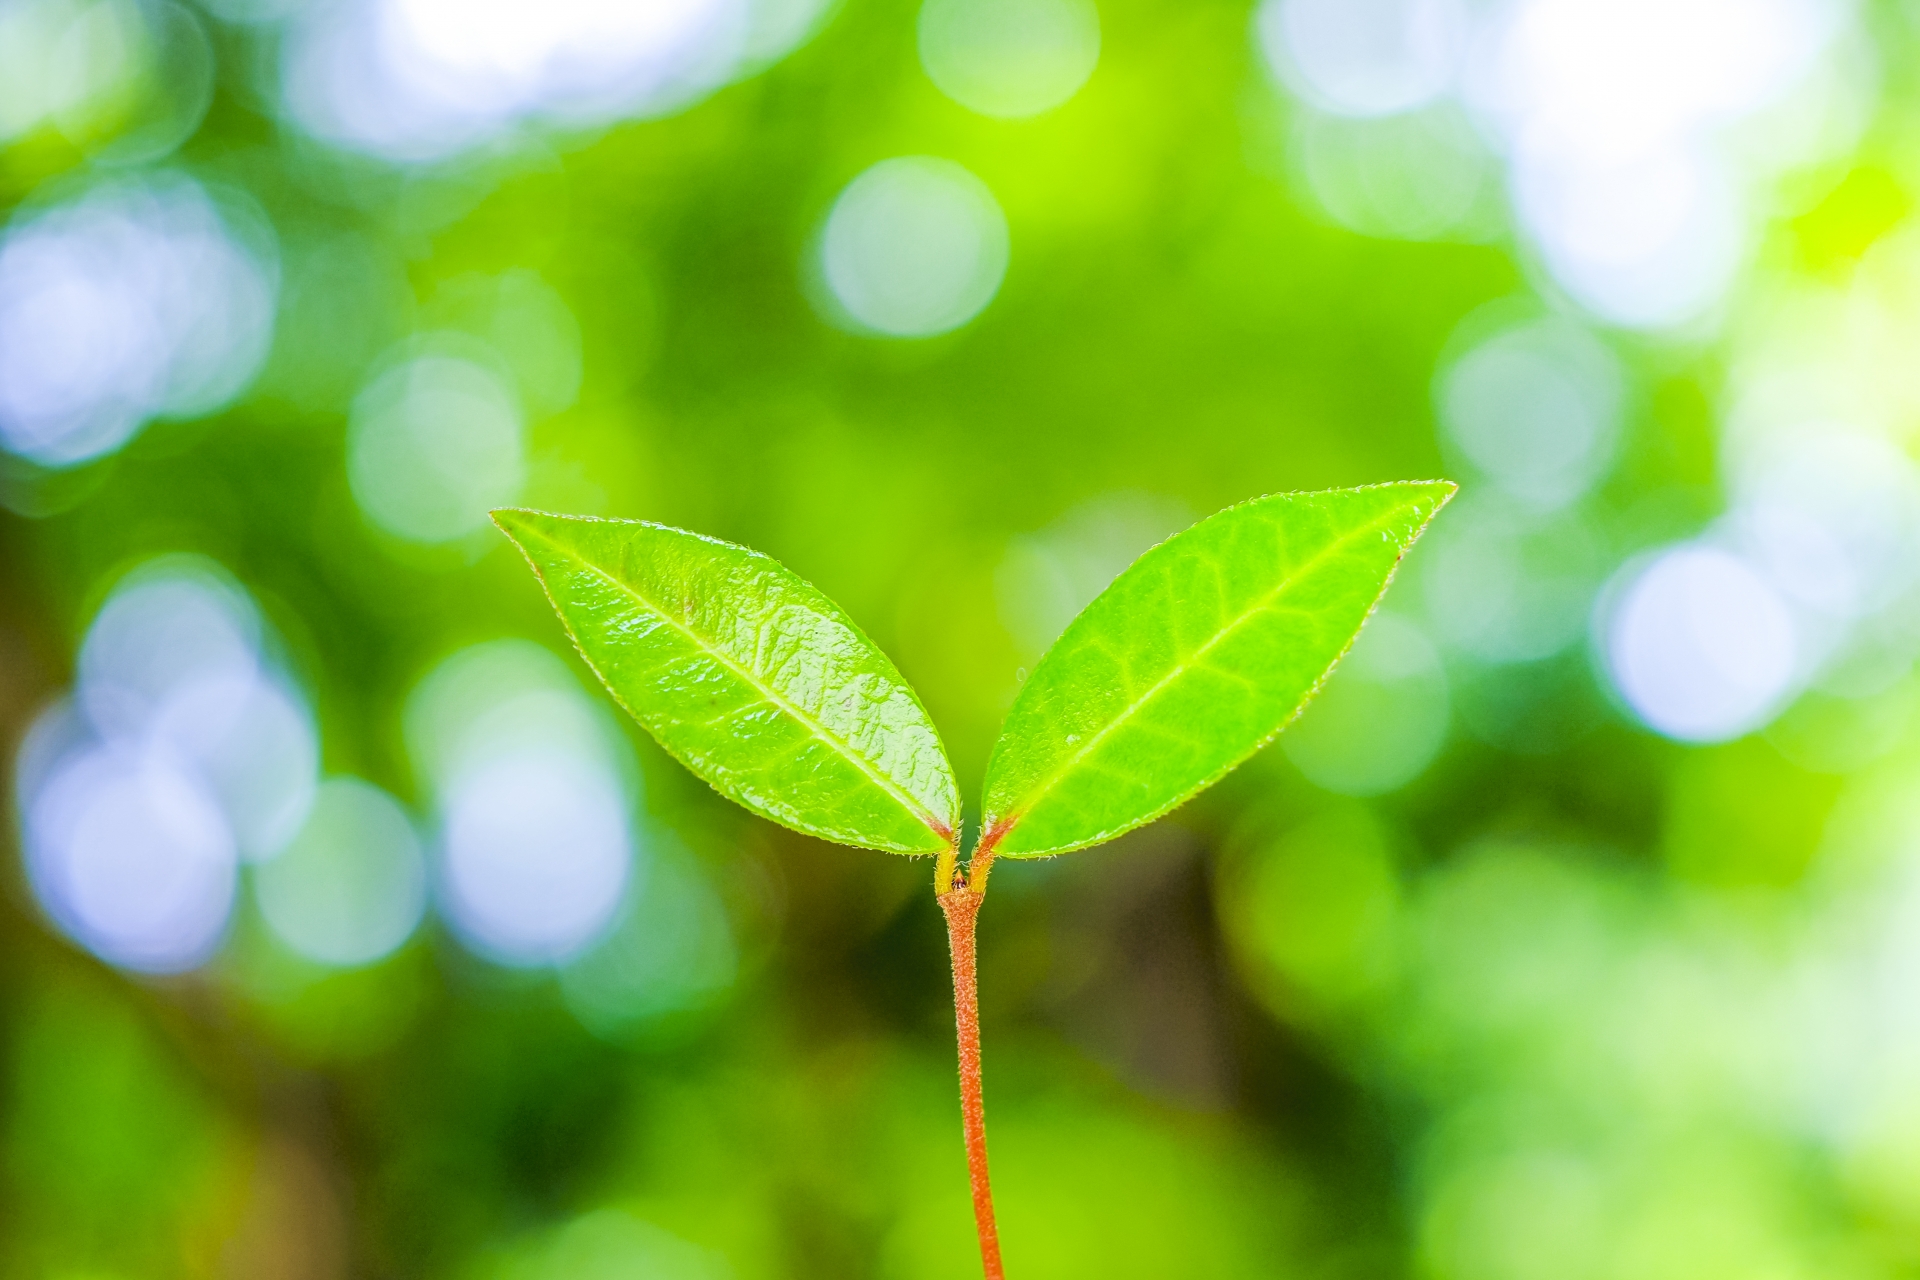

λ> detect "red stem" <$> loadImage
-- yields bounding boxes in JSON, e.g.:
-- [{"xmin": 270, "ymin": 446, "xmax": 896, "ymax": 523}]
[{"xmin": 938, "ymin": 878, "xmax": 1005, "ymax": 1280}]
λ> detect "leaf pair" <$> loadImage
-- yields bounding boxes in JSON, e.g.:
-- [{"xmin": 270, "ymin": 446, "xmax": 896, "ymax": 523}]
[{"xmin": 492, "ymin": 481, "xmax": 1453, "ymax": 863}]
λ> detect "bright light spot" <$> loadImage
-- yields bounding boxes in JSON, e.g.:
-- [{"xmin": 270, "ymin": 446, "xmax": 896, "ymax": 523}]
[
  {"xmin": 1725, "ymin": 429, "xmax": 1920, "ymax": 626},
  {"xmin": 404, "ymin": 639, "xmax": 621, "ymax": 787},
  {"xmin": 347, "ymin": 350, "xmax": 525, "ymax": 544},
  {"xmin": 381, "ymin": 0, "xmax": 741, "ymax": 122},
  {"xmin": 254, "ymin": 777, "xmax": 427, "ymax": 967},
  {"xmin": 818, "ymin": 157, "xmax": 1009, "ymax": 339},
  {"xmin": 1257, "ymin": 0, "xmax": 1851, "ymax": 327},
  {"xmin": 19, "ymin": 558, "xmax": 321, "ymax": 972},
  {"xmin": 1437, "ymin": 314, "xmax": 1624, "ymax": 512},
  {"xmin": 1282, "ymin": 614, "xmax": 1449, "ymax": 795},
  {"xmin": 407, "ymin": 640, "xmax": 638, "ymax": 967},
  {"xmin": 1605, "ymin": 545, "xmax": 1797, "ymax": 742},
  {"xmin": 440, "ymin": 751, "xmax": 631, "ymax": 966},
  {"xmin": 0, "ymin": 2, "xmax": 71, "ymax": 139},
  {"xmin": 739, "ymin": 0, "xmax": 839, "ymax": 70},
  {"xmin": 18, "ymin": 713, "xmax": 235, "ymax": 974},
  {"xmin": 74, "ymin": 558, "xmax": 318, "ymax": 862},
  {"xmin": 1420, "ymin": 494, "xmax": 1606, "ymax": 664},
  {"xmin": 1257, "ymin": 0, "xmax": 1464, "ymax": 118},
  {"xmin": 1294, "ymin": 104, "xmax": 1496, "ymax": 242},
  {"xmin": 561, "ymin": 849, "xmax": 736, "ymax": 1036},
  {"xmin": 150, "ymin": 675, "xmax": 318, "ymax": 862},
  {"xmin": 1511, "ymin": 145, "xmax": 1745, "ymax": 328},
  {"xmin": 1471, "ymin": 0, "xmax": 1837, "ymax": 328},
  {"xmin": 918, "ymin": 0, "xmax": 1099, "ymax": 120},
  {"xmin": 0, "ymin": 175, "xmax": 277, "ymax": 468},
  {"xmin": 78, "ymin": 567, "xmax": 261, "ymax": 736},
  {"xmin": 0, "ymin": 0, "xmax": 213, "ymax": 162},
  {"xmin": 1477, "ymin": 0, "xmax": 1830, "ymax": 168},
  {"xmin": 280, "ymin": 0, "xmax": 835, "ymax": 163}
]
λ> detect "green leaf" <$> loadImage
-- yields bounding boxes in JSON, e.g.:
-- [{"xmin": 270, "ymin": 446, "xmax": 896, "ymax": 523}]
[
  {"xmin": 980, "ymin": 481, "xmax": 1454, "ymax": 858},
  {"xmin": 492, "ymin": 509, "xmax": 960, "ymax": 854}
]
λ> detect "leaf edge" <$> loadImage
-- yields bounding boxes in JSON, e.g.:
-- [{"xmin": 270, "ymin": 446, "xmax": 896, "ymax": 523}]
[
  {"xmin": 978, "ymin": 479, "xmax": 1457, "ymax": 860},
  {"xmin": 490, "ymin": 506, "xmax": 961, "ymax": 857}
]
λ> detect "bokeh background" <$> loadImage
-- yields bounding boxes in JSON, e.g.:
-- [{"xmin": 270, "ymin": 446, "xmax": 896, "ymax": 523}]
[{"xmin": 3, "ymin": 0, "xmax": 1919, "ymax": 1275}]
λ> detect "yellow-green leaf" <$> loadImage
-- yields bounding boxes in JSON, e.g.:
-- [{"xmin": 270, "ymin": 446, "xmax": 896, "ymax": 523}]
[
  {"xmin": 980, "ymin": 482, "xmax": 1454, "ymax": 858},
  {"xmin": 493, "ymin": 509, "xmax": 959, "ymax": 854}
]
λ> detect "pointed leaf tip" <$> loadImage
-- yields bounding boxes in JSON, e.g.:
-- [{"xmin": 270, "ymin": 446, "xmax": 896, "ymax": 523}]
[
  {"xmin": 490, "ymin": 506, "xmax": 566, "ymax": 544},
  {"xmin": 980, "ymin": 481, "xmax": 1453, "ymax": 859},
  {"xmin": 494, "ymin": 510, "xmax": 961, "ymax": 855}
]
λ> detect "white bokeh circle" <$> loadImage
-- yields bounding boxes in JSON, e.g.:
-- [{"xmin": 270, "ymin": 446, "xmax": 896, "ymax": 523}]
[
  {"xmin": 1604, "ymin": 545, "xmax": 1797, "ymax": 742},
  {"xmin": 347, "ymin": 351, "xmax": 526, "ymax": 544},
  {"xmin": 818, "ymin": 157, "xmax": 1010, "ymax": 338},
  {"xmin": 918, "ymin": 0, "xmax": 1099, "ymax": 119}
]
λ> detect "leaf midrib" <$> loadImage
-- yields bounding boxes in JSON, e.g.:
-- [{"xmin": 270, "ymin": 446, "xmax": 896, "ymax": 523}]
[
  {"xmin": 567, "ymin": 552, "xmax": 951, "ymax": 843},
  {"xmin": 992, "ymin": 504, "xmax": 1415, "ymax": 835}
]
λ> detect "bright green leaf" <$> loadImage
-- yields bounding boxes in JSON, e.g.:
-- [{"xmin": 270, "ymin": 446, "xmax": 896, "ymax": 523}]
[
  {"xmin": 980, "ymin": 482, "xmax": 1455, "ymax": 858},
  {"xmin": 492, "ymin": 509, "xmax": 960, "ymax": 854}
]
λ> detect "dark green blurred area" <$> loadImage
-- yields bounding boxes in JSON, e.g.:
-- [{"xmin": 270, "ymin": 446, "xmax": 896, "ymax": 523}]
[{"xmin": 6, "ymin": 0, "xmax": 1920, "ymax": 1276}]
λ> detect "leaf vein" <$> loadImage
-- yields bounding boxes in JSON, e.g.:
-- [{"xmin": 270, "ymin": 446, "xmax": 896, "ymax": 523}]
[
  {"xmin": 998, "ymin": 506, "xmax": 1410, "ymax": 829},
  {"xmin": 577, "ymin": 560, "xmax": 947, "ymax": 839}
]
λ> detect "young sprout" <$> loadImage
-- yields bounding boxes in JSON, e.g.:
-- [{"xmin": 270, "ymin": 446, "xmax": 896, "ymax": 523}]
[{"xmin": 494, "ymin": 480, "xmax": 1454, "ymax": 1278}]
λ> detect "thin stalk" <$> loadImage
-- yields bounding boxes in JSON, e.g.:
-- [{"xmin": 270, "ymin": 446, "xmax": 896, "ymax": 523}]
[{"xmin": 937, "ymin": 845, "xmax": 1004, "ymax": 1280}]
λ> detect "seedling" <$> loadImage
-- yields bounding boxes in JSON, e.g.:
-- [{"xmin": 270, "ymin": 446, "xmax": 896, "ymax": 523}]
[{"xmin": 492, "ymin": 481, "xmax": 1453, "ymax": 1278}]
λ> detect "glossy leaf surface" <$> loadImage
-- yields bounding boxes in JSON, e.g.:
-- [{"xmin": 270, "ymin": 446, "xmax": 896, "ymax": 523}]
[
  {"xmin": 493, "ymin": 509, "xmax": 959, "ymax": 854},
  {"xmin": 980, "ymin": 482, "xmax": 1454, "ymax": 858}
]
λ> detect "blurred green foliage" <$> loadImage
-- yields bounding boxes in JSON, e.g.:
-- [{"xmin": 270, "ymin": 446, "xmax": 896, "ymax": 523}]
[{"xmin": 6, "ymin": 0, "xmax": 1920, "ymax": 1277}]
